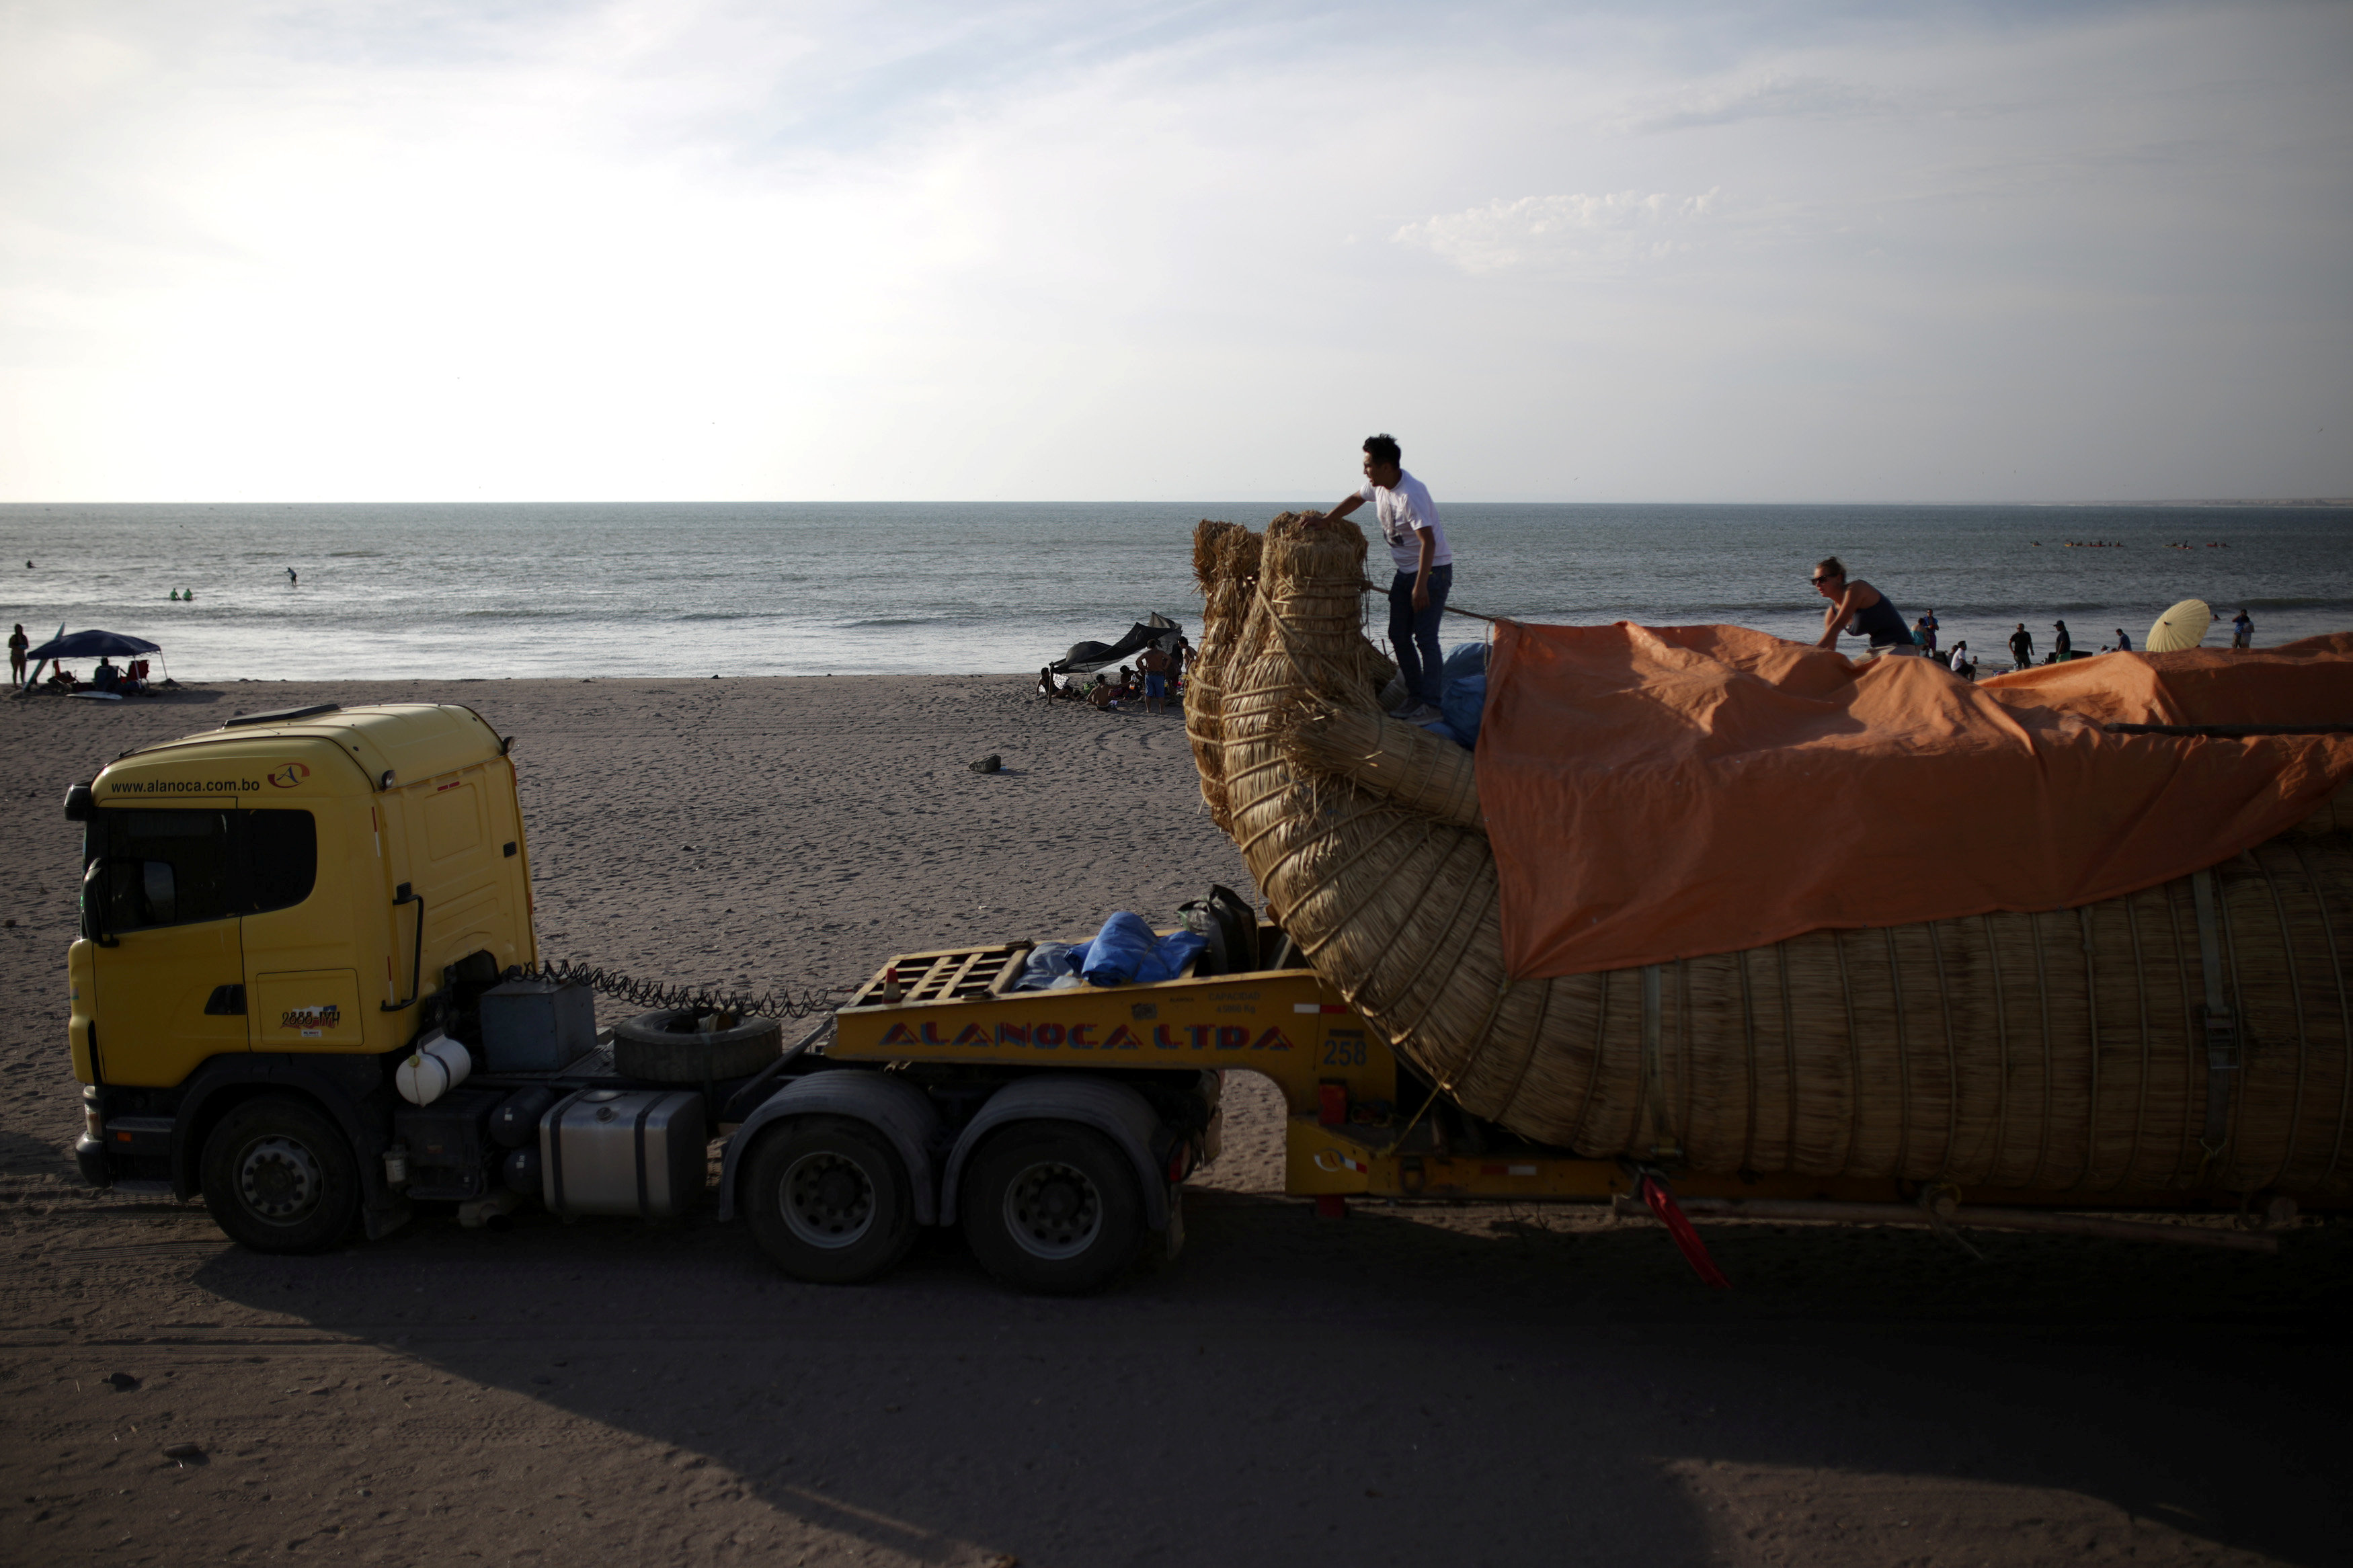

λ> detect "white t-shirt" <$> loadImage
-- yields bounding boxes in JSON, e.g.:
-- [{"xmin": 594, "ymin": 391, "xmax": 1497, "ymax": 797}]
[{"xmin": 1357, "ymin": 469, "xmax": 1451, "ymax": 573}]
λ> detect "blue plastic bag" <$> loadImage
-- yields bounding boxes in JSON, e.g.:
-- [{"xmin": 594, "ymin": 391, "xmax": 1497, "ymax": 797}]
[
  {"xmin": 1077, "ymin": 912, "xmax": 1207, "ymax": 987},
  {"xmin": 1014, "ymin": 942, "xmax": 1086, "ymax": 991},
  {"xmin": 1437, "ymin": 671, "xmax": 1487, "ymax": 748},
  {"xmin": 1417, "ymin": 640, "xmax": 1488, "ymax": 748},
  {"xmin": 1439, "ymin": 641, "xmax": 1488, "ymax": 685}
]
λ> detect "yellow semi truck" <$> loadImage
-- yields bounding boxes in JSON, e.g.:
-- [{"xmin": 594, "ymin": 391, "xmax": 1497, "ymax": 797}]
[{"xmin": 66, "ymin": 702, "xmax": 2295, "ymax": 1294}]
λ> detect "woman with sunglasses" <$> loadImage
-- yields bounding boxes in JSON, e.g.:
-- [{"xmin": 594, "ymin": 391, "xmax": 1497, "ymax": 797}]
[{"xmin": 1810, "ymin": 556, "xmax": 1919, "ymax": 657}]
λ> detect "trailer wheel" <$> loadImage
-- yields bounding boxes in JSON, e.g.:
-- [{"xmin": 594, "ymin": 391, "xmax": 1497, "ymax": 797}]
[
  {"xmin": 961, "ymin": 1123, "xmax": 1144, "ymax": 1295},
  {"xmin": 199, "ymin": 1097, "xmax": 361, "ymax": 1255},
  {"xmin": 742, "ymin": 1116, "xmax": 916, "ymax": 1285}
]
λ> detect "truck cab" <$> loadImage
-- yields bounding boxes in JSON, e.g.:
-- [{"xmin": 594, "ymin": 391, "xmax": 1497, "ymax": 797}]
[{"xmin": 70, "ymin": 702, "xmax": 534, "ymax": 1247}]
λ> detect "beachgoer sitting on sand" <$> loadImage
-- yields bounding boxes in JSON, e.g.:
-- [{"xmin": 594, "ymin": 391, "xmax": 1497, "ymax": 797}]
[
  {"xmin": 1812, "ymin": 557, "xmax": 1917, "ymax": 656},
  {"xmin": 92, "ymin": 658, "xmax": 121, "ymax": 694},
  {"xmin": 46, "ymin": 665, "xmax": 77, "ymax": 690}
]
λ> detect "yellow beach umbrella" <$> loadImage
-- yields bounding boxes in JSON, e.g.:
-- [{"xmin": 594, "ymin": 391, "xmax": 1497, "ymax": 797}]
[{"xmin": 2145, "ymin": 598, "xmax": 2216, "ymax": 653}]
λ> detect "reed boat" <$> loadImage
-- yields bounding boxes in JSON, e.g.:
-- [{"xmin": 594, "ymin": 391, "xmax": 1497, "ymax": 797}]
[{"xmin": 1189, "ymin": 512, "xmax": 2353, "ymax": 1198}]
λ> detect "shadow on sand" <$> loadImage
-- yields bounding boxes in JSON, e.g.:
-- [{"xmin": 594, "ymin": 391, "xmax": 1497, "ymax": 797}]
[{"xmin": 180, "ymin": 1191, "xmax": 2353, "ymax": 1566}]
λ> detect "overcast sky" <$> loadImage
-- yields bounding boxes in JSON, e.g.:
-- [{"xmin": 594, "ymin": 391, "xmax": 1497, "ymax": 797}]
[{"xmin": 1, "ymin": 0, "xmax": 2346, "ymax": 503}]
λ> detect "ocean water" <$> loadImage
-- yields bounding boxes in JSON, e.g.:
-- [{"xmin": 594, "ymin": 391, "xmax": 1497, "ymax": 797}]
[{"xmin": 2, "ymin": 502, "xmax": 2348, "ymax": 680}]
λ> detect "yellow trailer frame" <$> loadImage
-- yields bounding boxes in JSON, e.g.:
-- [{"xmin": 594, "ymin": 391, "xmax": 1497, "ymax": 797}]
[{"xmin": 830, "ymin": 940, "xmax": 2292, "ymax": 1216}]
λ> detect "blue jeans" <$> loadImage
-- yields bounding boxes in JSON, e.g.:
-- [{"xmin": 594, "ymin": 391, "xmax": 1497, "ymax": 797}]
[{"xmin": 1388, "ymin": 563, "xmax": 1452, "ymax": 707}]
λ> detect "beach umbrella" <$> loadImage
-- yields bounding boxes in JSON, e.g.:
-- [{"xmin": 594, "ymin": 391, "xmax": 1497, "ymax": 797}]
[
  {"xmin": 26, "ymin": 629, "xmax": 161, "ymax": 661},
  {"xmin": 17, "ymin": 627, "xmax": 166, "ymax": 695},
  {"xmin": 2145, "ymin": 599, "xmax": 2215, "ymax": 653}
]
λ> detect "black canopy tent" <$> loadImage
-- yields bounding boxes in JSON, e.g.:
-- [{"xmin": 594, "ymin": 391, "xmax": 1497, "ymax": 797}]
[{"xmin": 1051, "ymin": 612, "xmax": 1183, "ymax": 675}]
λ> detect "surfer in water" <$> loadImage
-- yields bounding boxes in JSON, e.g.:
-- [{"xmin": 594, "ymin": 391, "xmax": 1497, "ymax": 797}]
[
  {"xmin": 287, "ymin": 567, "xmax": 298, "ymax": 586},
  {"xmin": 1812, "ymin": 556, "xmax": 1918, "ymax": 657}
]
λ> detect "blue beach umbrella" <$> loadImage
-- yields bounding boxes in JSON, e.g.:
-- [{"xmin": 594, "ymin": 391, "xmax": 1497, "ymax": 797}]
[
  {"xmin": 26, "ymin": 629, "xmax": 161, "ymax": 661},
  {"xmin": 19, "ymin": 628, "xmax": 165, "ymax": 693}
]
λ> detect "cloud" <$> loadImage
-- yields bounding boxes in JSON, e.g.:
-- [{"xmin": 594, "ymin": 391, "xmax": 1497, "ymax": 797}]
[
  {"xmin": 1392, "ymin": 189, "xmax": 1723, "ymax": 274},
  {"xmin": 0, "ymin": 1, "xmax": 2347, "ymax": 502},
  {"xmin": 1634, "ymin": 74, "xmax": 1893, "ymax": 132}
]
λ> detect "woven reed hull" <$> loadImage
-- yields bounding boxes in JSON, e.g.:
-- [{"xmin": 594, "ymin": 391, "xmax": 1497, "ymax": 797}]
[{"xmin": 1197, "ymin": 514, "xmax": 2353, "ymax": 1196}]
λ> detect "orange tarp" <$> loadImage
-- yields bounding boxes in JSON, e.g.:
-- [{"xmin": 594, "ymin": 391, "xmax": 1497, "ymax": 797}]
[{"xmin": 1476, "ymin": 626, "xmax": 2353, "ymax": 981}]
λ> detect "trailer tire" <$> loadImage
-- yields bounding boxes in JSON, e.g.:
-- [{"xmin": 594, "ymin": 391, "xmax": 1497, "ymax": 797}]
[
  {"xmin": 199, "ymin": 1097, "xmax": 361, "ymax": 1255},
  {"xmin": 612, "ymin": 1010, "xmax": 783, "ymax": 1084},
  {"xmin": 742, "ymin": 1116, "xmax": 916, "ymax": 1285},
  {"xmin": 960, "ymin": 1122, "xmax": 1144, "ymax": 1295}
]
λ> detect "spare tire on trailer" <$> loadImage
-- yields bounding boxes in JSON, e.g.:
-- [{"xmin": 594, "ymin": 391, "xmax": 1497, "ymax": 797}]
[{"xmin": 612, "ymin": 1009, "xmax": 783, "ymax": 1083}]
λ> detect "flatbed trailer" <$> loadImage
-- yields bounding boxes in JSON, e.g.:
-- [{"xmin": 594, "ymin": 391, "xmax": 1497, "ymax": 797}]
[
  {"xmin": 63, "ymin": 702, "xmax": 2303, "ymax": 1296},
  {"xmin": 834, "ymin": 941, "xmax": 2311, "ymax": 1243}
]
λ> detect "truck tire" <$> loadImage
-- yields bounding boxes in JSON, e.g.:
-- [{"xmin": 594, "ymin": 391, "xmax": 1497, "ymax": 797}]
[
  {"xmin": 199, "ymin": 1097, "xmax": 362, "ymax": 1255},
  {"xmin": 959, "ymin": 1122, "xmax": 1144, "ymax": 1295},
  {"xmin": 742, "ymin": 1116, "xmax": 916, "ymax": 1285},
  {"xmin": 612, "ymin": 1009, "xmax": 783, "ymax": 1084}
]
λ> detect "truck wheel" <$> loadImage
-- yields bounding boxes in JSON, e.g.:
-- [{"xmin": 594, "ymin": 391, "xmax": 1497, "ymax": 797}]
[
  {"xmin": 960, "ymin": 1123, "xmax": 1144, "ymax": 1295},
  {"xmin": 199, "ymin": 1098, "xmax": 361, "ymax": 1255},
  {"xmin": 742, "ymin": 1116, "xmax": 916, "ymax": 1285}
]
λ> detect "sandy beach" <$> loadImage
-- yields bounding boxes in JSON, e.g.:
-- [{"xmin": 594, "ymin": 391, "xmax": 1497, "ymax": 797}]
[{"xmin": 3, "ymin": 675, "xmax": 2348, "ymax": 1567}]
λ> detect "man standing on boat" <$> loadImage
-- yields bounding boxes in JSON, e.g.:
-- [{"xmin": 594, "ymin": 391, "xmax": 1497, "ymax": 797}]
[{"xmin": 1325, "ymin": 434, "xmax": 1453, "ymax": 723}]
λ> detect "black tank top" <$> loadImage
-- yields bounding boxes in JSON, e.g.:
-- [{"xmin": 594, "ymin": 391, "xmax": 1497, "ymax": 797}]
[{"xmin": 1846, "ymin": 589, "xmax": 1913, "ymax": 647}]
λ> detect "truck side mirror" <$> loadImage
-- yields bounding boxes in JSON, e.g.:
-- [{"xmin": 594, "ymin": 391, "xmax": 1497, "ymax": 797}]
[
  {"xmin": 81, "ymin": 859, "xmax": 117, "ymax": 947},
  {"xmin": 62, "ymin": 782, "xmax": 93, "ymax": 821}
]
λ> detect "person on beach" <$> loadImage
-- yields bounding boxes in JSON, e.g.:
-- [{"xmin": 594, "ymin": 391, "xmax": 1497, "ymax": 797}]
[
  {"xmin": 7, "ymin": 624, "xmax": 25, "ymax": 687},
  {"xmin": 1324, "ymin": 433, "xmax": 1453, "ymax": 722},
  {"xmin": 1946, "ymin": 640, "xmax": 1970, "ymax": 677},
  {"xmin": 1914, "ymin": 610, "xmax": 1939, "ymax": 655},
  {"xmin": 2115, "ymin": 628, "xmax": 2132, "ymax": 653},
  {"xmin": 2009, "ymin": 623, "xmax": 2034, "ymax": 670},
  {"xmin": 2232, "ymin": 608, "xmax": 2254, "ymax": 649},
  {"xmin": 1139, "ymin": 643, "xmax": 1173, "ymax": 715},
  {"xmin": 2053, "ymin": 620, "xmax": 2072, "ymax": 660},
  {"xmin": 1810, "ymin": 558, "xmax": 1917, "ymax": 657}
]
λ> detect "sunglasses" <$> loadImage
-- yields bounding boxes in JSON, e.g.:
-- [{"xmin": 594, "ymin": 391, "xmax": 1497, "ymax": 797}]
[{"xmin": 1810, "ymin": 575, "xmax": 1841, "ymax": 585}]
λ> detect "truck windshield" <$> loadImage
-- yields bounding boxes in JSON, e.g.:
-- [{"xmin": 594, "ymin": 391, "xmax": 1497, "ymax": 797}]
[{"xmin": 85, "ymin": 807, "xmax": 319, "ymax": 932}]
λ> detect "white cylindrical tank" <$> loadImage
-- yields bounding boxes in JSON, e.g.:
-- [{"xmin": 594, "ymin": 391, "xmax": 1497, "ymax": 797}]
[{"xmin": 396, "ymin": 1030, "xmax": 473, "ymax": 1106}]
